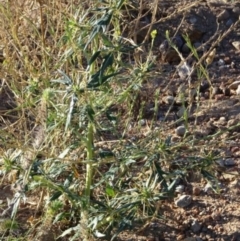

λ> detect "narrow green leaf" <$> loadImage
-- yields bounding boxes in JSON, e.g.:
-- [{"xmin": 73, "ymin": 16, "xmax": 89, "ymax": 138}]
[{"xmin": 88, "ymin": 50, "xmax": 101, "ymax": 66}]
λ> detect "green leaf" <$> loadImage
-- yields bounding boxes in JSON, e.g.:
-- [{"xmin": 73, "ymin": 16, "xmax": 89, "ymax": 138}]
[
  {"xmin": 50, "ymin": 191, "xmax": 62, "ymax": 201},
  {"xmin": 87, "ymin": 71, "xmax": 120, "ymax": 88},
  {"xmin": 86, "ymin": 105, "xmax": 95, "ymax": 122},
  {"xmin": 88, "ymin": 50, "xmax": 101, "ymax": 66},
  {"xmin": 100, "ymin": 34, "xmax": 114, "ymax": 47},
  {"xmin": 106, "ymin": 186, "xmax": 115, "ymax": 197}
]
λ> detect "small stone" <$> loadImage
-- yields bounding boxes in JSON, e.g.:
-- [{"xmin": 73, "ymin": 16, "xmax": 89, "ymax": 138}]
[
  {"xmin": 217, "ymin": 9, "xmax": 230, "ymax": 21},
  {"xmin": 232, "ymin": 7, "xmax": 240, "ymax": 15},
  {"xmin": 189, "ymin": 16, "xmax": 197, "ymax": 24},
  {"xmin": 223, "ymin": 56, "xmax": 231, "ymax": 64},
  {"xmin": 226, "ymin": 19, "xmax": 233, "ymax": 27},
  {"xmin": 163, "ymin": 95, "xmax": 175, "ymax": 105},
  {"xmin": 193, "ymin": 42, "xmax": 202, "ymax": 49},
  {"xmin": 177, "ymin": 106, "xmax": 189, "ymax": 118},
  {"xmin": 191, "ymin": 219, "xmax": 202, "ymax": 233},
  {"xmin": 219, "ymin": 116, "xmax": 226, "ymax": 122},
  {"xmin": 175, "ymin": 195, "xmax": 192, "ymax": 208},
  {"xmin": 138, "ymin": 119, "xmax": 146, "ymax": 126},
  {"xmin": 175, "ymin": 125, "xmax": 186, "ymax": 137},
  {"xmin": 175, "ymin": 185, "xmax": 185, "ymax": 193},
  {"xmin": 216, "ymin": 158, "xmax": 225, "ymax": 167},
  {"xmin": 193, "ymin": 186, "xmax": 201, "ymax": 196},
  {"xmin": 224, "ymin": 158, "xmax": 235, "ymax": 166},
  {"xmin": 177, "ymin": 62, "xmax": 192, "ymax": 80},
  {"xmin": 232, "ymin": 41, "xmax": 240, "ymax": 51},
  {"xmin": 218, "ymin": 59, "xmax": 225, "ymax": 66},
  {"xmin": 222, "ymin": 87, "xmax": 231, "ymax": 96}
]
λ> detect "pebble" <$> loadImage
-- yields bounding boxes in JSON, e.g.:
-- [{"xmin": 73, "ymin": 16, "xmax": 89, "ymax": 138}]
[
  {"xmin": 175, "ymin": 125, "xmax": 186, "ymax": 137},
  {"xmin": 163, "ymin": 95, "xmax": 175, "ymax": 105},
  {"xmin": 175, "ymin": 195, "xmax": 192, "ymax": 208},
  {"xmin": 177, "ymin": 62, "xmax": 192, "ymax": 80},
  {"xmin": 193, "ymin": 186, "xmax": 201, "ymax": 196},
  {"xmin": 193, "ymin": 42, "xmax": 202, "ymax": 49},
  {"xmin": 232, "ymin": 7, "xmax": 240, "ymax": 15},
  {"xmin": 224, "ymin": 158, "xmax": 235, "ymax": 166},
  {"xmin": 218, "ymin": 59, "xmax": 225, "ymax": 66},
  {"xmin": 191, "ymin": 219, "xmax": 202, "ymax": 233},
  {"xmin": 224, "ymin": 56, "xmax": 231, "ymax": 64},
  {"xmin": 219, "ymin": 116, "xmax": 226, "ymax": 122},
  {"xmin": 226, "ymin": 19, "xmax": 233, "ymax": 27},
  {"xmin": 217, "ymin": 9, "xmax": 230, "ymax": 21},
  {"xmin": 232, "ymin": 41, "xmax": 240, "ymax": 51},
  {"xmin": 216, "ymin": 158, "xmax": 225, "ymax": 167},
  {"xmin": 177, "ymin": 106, "xmax": 189, "ymax": 118},
  {"xmin": 175, "ymin": 185, "xmax": 185, "ymax": 193},
  {"xmin": 138, "ymin": 119, "xmax": 146, "ymax": 126}
]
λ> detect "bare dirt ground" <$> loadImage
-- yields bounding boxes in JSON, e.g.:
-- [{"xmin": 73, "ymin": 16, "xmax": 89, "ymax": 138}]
[
  {"xmin": 0, "ymin": 0, "xmax": 240, "ymax": 241},
  {"xmin": 115, "ymin": 0, "xmax": 240, "ymax": 240}
]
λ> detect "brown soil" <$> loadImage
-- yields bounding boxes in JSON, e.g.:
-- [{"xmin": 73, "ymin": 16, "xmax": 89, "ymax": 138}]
[{"xmin": 116, "ymin": 0, "xmax": 240, "ymax": 240}]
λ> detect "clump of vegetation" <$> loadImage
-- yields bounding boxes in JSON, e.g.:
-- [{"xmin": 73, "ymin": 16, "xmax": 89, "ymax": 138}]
[{"xmin": 0, "ymin": 0, "xmax": 237, "ymax": 240}]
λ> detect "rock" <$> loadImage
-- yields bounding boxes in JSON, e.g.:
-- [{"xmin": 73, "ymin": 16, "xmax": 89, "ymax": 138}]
[
  {"xmin": 191, "ymin": 219, "xmax": 202, "ymax": 233},
  {"xmin": 216, "ymin": 158, "xmax": 225, "ymax": 167},
  {"xmin": 217, "ymin": 9, "xmax": 230, "ymax": 21},
  {"xmin": 199, "ymin": 81, "xmax": 210, "ymax": 93},
  {"xmin": 177, "ymin": 62, "xmax": 192, "ymax": 80},
  {"xmin": 232, "ymin": 41, "xmax": 240, "ymax": 51},
  {"xmin": 177, "ymin": 106, "xmax": 189, "ymax": 118},
  {"xmin": 219, "ymin": 116, "xmax": 226, "ymax": 122},
  {"xmin": 175, "ymin": 195, "xmax": 192, "ymax": 208},
  {"xmin": 218, "ymin": 59, "xmax": 225, "ymax": 66},
  {"xmin": 224, "ymin": 56, "xmax": 231, "ymax": 64},
  {"xmin": 193, "ymin": 186, "xmax": 201, "ymax": 196},
  {"xmin": 175, "ymin": 125, "xmax": 186, "ymax": 137},
  {"xmin": 138, "ymin": 119, "xmax": 146, "ymax": 126},
  {"xmin": 232, "ymin": 7, "xmax": 240, "ymax": 15},
  {"xmin": 224, "ymin": 158, "xmax": 235, "ymax": 166},
  {"xmin": 193, "ymin": 42, "xmax": 202, "ymax": 49},
  {"xmin": 175, "ymin": 185, "xmax": 185, "ymax": 193},
  {"xmin": 226, "ymin": 19, "xmax": 233, "ymax": 27},
  {"xmin": 163, "ymin": 95, "xmax": 175, "ymax": 105}
]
